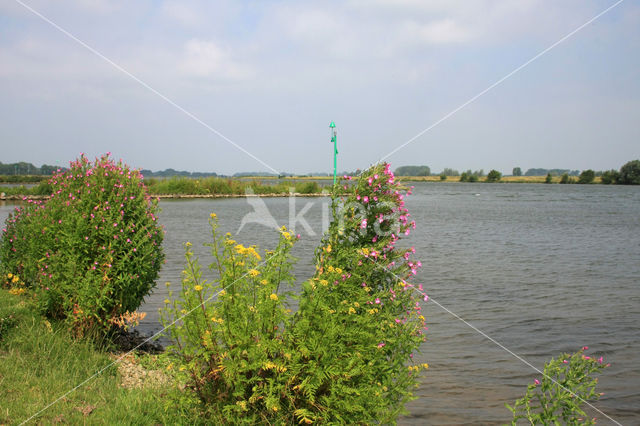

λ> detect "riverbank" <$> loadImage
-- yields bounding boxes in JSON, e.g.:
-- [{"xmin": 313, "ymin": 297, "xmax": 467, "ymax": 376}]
[{"xmin": 0, "ymin": 288, "xmax": 190, "ymax": 424}]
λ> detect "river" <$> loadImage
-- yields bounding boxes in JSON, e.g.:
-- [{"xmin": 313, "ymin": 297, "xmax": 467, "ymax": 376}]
[{"xmin": 1, "ymin": 182, "xmax": 638, "ymax": 424}]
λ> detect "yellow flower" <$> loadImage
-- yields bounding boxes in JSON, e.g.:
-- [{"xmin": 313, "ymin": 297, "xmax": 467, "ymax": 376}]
[
  {"xmin": 235, "ymin": 244, "xmax": 246, "ymax": 254},
  {"xmin": 12, "ymin": 276, "xmax": 19, "ymax": 283},
  {"xmin": 361, "ymin": 248, "xmax": 369, "ymax": 256},
  {"xmin": 210, "ymin": 213, "xmax": 217, "ymax": 219},
  {"xmin": 185, "ymin": 241, "xmax": 192, "ymax": 247},
  {"xmin": 327, "ymin": 266, "xmax": 334, "ymax": 273},
  {"xmin": 248, "ymin": 269, "xmax": 260, "ymax": 277},
  {"xmin": 422, "ymin": 363, "xmax": 429, "ymax": 369},
  {"xmin": 260, "ymin": 279, "xmax": 268, "ymax": 285},
  {"xmin": 7, "ymin": 273, "xmax": 13, "ymax": 279},
  {"xmin": 353, "ymin": 302, "xmax": 360, "ymax": 308},
  {"xmin": 219, "ymin": 290, "xmax": 226, "ymax": 297},
  {"xmin": 282, "ymin": 231, "xmax": 291, "ymax": 240},
  {"xmin": 348, "ymin": 307, "xmax": 356, "ymax": 314},
  {"xmin": 165, "ymin": 281, "xmax": 171, "ymax": 287},
  {"xmin": 269, "ymin": 293, "xmax": 278, "ymax": 301},
  {"xmin": 326, "ymin": 244, "xmax": 332, "ymax": 253},
  {"xmin": 225, "ymin": 239, "xmax": 236, "ymax": 245},
  {"xmin": 164, "ymin": 299, "xmax": 170, "ymax": 305},
  {"xmin": 319, "ymin": 279, "xmax": 328, "ymax": 287},
  {"xmin": 9, "ymin": 288, "xmax": 25, "ymax": 295},
  {"xmin": 194, "ymin": 285, "xmax": 203, "ymax": 292},
  {"xmin": 335, "ymin": 267, "xmax": 343, "ymax": 274}
]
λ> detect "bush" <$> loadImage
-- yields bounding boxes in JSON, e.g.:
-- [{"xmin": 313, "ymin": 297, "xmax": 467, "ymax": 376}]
[
  {"xmin": 618, "ymin": 160, "xmax": 640, "ymax": 185},
  {"xmin": 0, "ymin": 154, "xmax": 164, "ymax": 337},
  {"xmin": 578, "ymin": 169, "xmax": 595, "ymax": 184},
  {"xmin": 162, "ymin": 163, "xmax": 427, "ymax": 423},
  {"xmin": 507, "ymin": 347, "xmax": 609, "ymax": 424},
  {"xmin": 486, "ymin": 170, "xmax": 502, "ymax": 182},
  {"xmin": 439, "ymin": 173, "xmax": 447, "ymax": 181},
  {"xmin": 545, "ymin": 173, "xmax": 553, "ymax": 184},
  {"xmin": 600, "ymin": 169, "xmax": 619, "ymax": 185},
  {"xmin": 559, "ymin": 173, "xmax": 573, "ymax": 184}
]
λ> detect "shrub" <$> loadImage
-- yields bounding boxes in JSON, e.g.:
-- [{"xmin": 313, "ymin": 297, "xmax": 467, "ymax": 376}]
[
  {"xmin": 162, "ymin": 163, "xmax": 427, "ymax": 423},
  {"xmin": 459, "ymin": 172, "xmax": 468, "ymax": 182},
  {"xmin": 559, "ymin": 173, "xmax": 573, "ymax": 184},
  {"xmin": 545, "ymin": 173, "xmax": 553, "ymax": 184},
  {"xmin": 486, "ymin": 169, "xmax": 502, "ymax": 182},
  {"xmin": 439, "ymin": 173, "xmax": 447, "ymax": 181},
  {"xmin": 0, "ymin": 154, "xmax": 164, "ymax": 336},
  {"xmin": 578, "ymin": 169, "xmax": 595, "ymax": 184},
  {"xmin": 507, "ymin": 347, "xmax": 609, "ymax": 424},
  {"xmin": 618, "ymin": 160, "xmax": 640, "ymax": 185},
  {"xmin": 600, "ymin": 169, "xmax": 619, "ymax": 185}
]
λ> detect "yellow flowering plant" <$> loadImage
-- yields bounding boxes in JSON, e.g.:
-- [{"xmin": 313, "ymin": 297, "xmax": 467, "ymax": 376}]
[
  {"xmin": 162, "ymin": 163, "xmax": 427, "ymax": 424},
  {"xmin": 160, "ymin": 214, "xmax": 297, "ymax": 421}
]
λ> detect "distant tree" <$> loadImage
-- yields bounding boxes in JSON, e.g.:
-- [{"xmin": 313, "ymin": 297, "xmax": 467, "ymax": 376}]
[
  {"xmin": 486, "ymin": 169, "xmax": 502, "ymax": 182},
  {"xmin": 467, "ymin": 173, "xmax": 478, "ymax": 183},
  {"xmin": 439, "ymin": 173, "xmax": 447, "ymax": 181},
  {"xmin": 512, "ymin": 167, "xmax": 522, "ymax": 176},
  {"xmin": 618, "ymin": 160, "xmax": 640, "ymax": 185},
  {"xmin": 545, "ymin": 173, "xmax": 553, "ymax": 184},
  {"xmin": 459, "ymin": 172, "xmax": 468, "ymax": 182},
  {"xmin": 559, "ymin": 173, "xmax": 572, "ymax": 184},
  {"xmin": 475, "ymin": 169, "xmax": 485, "ymax": 177},
  {"xmin": 578, "ymin": 169, "xmax": 595, "ymax": 184},
  {"xmin": 600, "ymin": 169, "xmax": 620, "ymax": 185},
  {"xmin": 442, "ymin": 168, "xmax": 459, "ymax": 176},
  {"xmin": 394, "ymin": 165, "xmax": 431, "ymax": 176}
]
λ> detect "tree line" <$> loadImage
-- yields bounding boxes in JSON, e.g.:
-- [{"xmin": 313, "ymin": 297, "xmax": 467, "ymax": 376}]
[{"xmin": 393, "ymin": 160, "xmax": 640, "ymax": 185}]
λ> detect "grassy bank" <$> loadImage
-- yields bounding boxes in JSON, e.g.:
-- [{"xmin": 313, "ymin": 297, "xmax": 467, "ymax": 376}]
[
  {"xmin": 144, "ymin": 175, "xmax": 325, "ymax": 195},
  {"xmin": 397, "ymin": 175, "xmax": 603, "ymax": 183},
  {"xmin": 0, "ymin": 175, "xmax": 613, "ymax": 200},
  {"xmin": 0, "ymin": 289, "xmax": 193, "ymax": 424}
]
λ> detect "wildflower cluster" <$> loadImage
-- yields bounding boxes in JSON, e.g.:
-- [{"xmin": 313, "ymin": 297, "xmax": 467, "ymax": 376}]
[
  {"xmin": 290, "ymin": 162, "xmax": 428, "ymax": 422},
  {"xmin": 161, "ymin": 215, "xmax": 297, "ymax": 421},
  {"xmin": 163, "ymin": 163, "xmax": 428, "ymax": 423},
  {"xmin": 507, "ymin": 347, "xmax": 610, "ymax": 424},
  {"xmin": 0, "ymin": 153, "xmax": 164, "ymax": 336},
  {"xmin": 2, "ymin": 272, "xmax": 26, "ymax": 295}
]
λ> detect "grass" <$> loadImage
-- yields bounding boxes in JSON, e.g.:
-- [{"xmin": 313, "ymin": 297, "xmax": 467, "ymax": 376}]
[
  {"xmin": 0, "ymin": 289, "xmax": 196, "ymax": 425},
  {"xmin": 0, "ymin": 175, "xmax": 611, "ymax": 199},
  {"xmin": 397, "ymin": 175, "xmax": 603, "ymax": 184}
]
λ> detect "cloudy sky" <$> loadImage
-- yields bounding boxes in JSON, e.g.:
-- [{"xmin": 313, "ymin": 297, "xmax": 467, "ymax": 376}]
[{"xmin": 1, "ymin": 0, "xmax": 638, "ymax": 175}]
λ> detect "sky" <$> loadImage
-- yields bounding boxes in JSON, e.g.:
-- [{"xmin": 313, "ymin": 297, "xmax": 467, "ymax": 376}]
[{"xmin": 1, "ymin": 0, "xmax": 639, "ymax": 175}]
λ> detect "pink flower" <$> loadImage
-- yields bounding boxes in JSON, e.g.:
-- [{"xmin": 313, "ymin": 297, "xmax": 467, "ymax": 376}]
[
  {"xmin": 582, "ymin": 346, "xmax": 588, "ymax": 351},
  {"xmin": 377, "ymin": 342, "xmax": 385, "ymax": 348},
  {"xmin": 534, "ymin": 379, "xmax": 540, "ymax": 385},
  {"xmin": 375, "ymin": 298, "xmax": 381, "ymax": 304}
]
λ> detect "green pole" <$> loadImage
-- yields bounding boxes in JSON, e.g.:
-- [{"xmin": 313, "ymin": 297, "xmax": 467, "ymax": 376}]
[{"xmin": 330, "ymin": 121, "xmax": 337, "ymax": 185}]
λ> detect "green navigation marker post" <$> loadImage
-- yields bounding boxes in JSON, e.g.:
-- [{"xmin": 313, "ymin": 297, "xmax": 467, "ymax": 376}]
[{"xmin": 330, "ymin": 121, "xmax": 337, "ymax": 185}]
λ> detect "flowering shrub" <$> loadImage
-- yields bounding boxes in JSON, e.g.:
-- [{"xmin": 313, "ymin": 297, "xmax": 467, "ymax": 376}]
[
  {"xmin": 162, "ymin": 163, "xmax": 428, "ymax": 423},
  {"xmin": 507, "ymin": 347, "xmax": 610, "ymax": 424},
  {"xmin": 0, "ymin": 154, "xmax": 164, "ymax": 336}
]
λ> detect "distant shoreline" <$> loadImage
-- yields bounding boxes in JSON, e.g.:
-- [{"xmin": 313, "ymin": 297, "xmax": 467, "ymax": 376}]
[{"xmin": 0, "ymin": 192, "xmax": 330, "ymax": 201}]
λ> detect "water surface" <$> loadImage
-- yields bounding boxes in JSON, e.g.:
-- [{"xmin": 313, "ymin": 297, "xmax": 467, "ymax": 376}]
[{"xmin": 1, "ymin": 183, "xmax": 638, "ymax": 424}]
